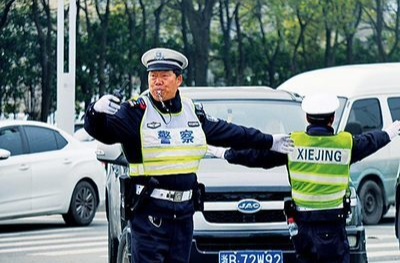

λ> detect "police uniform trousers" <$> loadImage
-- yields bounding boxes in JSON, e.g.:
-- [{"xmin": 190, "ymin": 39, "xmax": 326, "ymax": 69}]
[
  {"xmin": 130, "ymin": 210, "xmax": 193, "ymax": 263},
  {"xmin": 291, "ymin": 209, "xmax": 350, "ymax": 263}
]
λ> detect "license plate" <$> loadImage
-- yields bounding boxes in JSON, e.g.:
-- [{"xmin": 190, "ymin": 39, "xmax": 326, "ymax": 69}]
[{"xmin": 219, "ymin": 250, "xmax": 283, "ymax": 263}]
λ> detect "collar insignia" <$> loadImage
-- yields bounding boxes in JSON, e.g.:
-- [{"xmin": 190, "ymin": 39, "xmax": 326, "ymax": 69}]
[
  {"xmin": 147, "ymin": 122, "xmax": 161, "ymax": 129},
  {"xmin": 188, "ymin": 121, "xmax": 200, "ymax": 127}
]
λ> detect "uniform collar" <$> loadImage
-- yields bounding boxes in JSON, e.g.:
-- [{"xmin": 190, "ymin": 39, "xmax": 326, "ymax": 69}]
[
  {"xmin": 306, "ymin": 125, "xmax": 335, "ymax": 136},
  {"xmin": 148, "ymin": 90, "xmax": 182, "ymax": 114}
]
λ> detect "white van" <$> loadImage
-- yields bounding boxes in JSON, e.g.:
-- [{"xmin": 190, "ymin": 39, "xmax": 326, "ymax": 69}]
[{"xmin": 278, "ymin": 63, "xmax": 400, "ymax": 225}]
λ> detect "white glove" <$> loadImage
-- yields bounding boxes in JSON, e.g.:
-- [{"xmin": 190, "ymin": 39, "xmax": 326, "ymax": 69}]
[
  {"xmin": 384, "ymin": 120, "xmax": 400, "ymax": 140},
  {"xmin": 93, "ymin": 95, "xmax": 121, "ymax": 115},
  {"xmin": 206, "ymin": 145, "xmax": 227, "ymax": 159},
  {"xmin": 271, "ymin": 134, "xmax": 294, "ymax": 154}
]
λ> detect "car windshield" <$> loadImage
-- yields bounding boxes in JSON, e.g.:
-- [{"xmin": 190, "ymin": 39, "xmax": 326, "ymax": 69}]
[{"xmin": 197, "ymin": 99, "xmax": 307, "ymax": 134}]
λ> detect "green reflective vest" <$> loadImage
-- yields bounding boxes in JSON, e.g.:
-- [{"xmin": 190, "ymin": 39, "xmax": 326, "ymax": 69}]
[
  {"xmin": 129, "ymin": 96, "xmax": 207, "ymax": 176},
  {"xmin": 288, "ymin": 131, "xmax": 353, "ymax": 209}
]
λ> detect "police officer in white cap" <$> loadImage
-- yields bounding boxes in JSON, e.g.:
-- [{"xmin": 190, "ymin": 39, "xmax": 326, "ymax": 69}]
[
  {"xmin": 84, "ymin": 47, "xmax": 294, "ymax": 263},
  {"xmin": 208, "ymin": 93, "xmax": 400, "ymax": 263}
]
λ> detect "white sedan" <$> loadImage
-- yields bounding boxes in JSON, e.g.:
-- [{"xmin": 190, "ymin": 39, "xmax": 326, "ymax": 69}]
[{"xmin": 0, "ymin": 120, "xmax": 105, "ymax": 226}]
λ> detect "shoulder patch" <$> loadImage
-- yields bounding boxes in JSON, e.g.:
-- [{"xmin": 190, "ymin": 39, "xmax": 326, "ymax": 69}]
[
  {"xmin": 128, "ymin": 97, "xmax": 146, "ymax": 110},
  {"xmin": 206, "ymin": 114, "xmax": 219, "ymax": 122}
]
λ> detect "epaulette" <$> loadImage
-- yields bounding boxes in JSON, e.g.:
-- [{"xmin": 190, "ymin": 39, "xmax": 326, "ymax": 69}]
[
  {"xmin": 194, "ymin": 102, "xmax": 205, "ymax": 123},
  {"xmin": 127, "ymin": 96, "xmax": 146, "ymax": 110}
]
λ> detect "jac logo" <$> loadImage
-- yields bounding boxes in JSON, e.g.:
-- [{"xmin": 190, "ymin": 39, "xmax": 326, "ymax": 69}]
[{"xmin": 237, "ymin": 199, "xmax": 261, "ymax": 214}]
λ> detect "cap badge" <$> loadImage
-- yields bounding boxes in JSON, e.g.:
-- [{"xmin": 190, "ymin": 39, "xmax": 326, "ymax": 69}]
[{"xmin": 155, "ymin": 51, "xmax": 164, "ymax": 60}]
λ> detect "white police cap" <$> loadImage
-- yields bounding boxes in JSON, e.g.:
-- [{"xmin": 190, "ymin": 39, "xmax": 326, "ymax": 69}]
[
  {"xmin": 141, "ymin": 48, "xmax": 188, "ymax": 72},
  {"xmin": 301, "ymin": 93, "xmax": 339, "ymax": 115}
]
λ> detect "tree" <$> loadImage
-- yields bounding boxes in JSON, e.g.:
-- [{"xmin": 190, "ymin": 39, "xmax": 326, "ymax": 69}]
[
  {"xmin": 339, "ymin": 0, "xmax": 363, "ymax": 63},
  {"xmin": 0, "ymin": 0, "xmax": 16, "ymax": 31},
  {"xmin": 218, "ymin": 0, "xmax": 240, "ymax": 86},
  {"xmin": 95, "ymin": 0, "xmax": 111, "ymax": 95},
  {"xmin": 181, "ymin": 0, "xmax": 218, "ymax": 85},
  {"xmin": 363, "ymin": 0, "xmax": 400, "ymax": 61},
  {"xmin": 32, "ymin": 0, "xmax": 55, "ymax": 122}
]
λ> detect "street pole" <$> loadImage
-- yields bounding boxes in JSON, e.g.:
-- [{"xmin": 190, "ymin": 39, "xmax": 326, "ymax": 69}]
[{"xmin": 56, "ymin": 0, "xmax": 76, "ymax": 135}]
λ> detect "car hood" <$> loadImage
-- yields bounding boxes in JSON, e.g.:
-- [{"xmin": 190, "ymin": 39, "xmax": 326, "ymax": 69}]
[{"xmin": 197, "ymin": 159, "xmax": 290, "ymax": 187}]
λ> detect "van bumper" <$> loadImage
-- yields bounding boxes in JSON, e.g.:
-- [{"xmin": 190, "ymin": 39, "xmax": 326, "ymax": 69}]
[{"xmin": 190, "ymin": 227, "xmax": 367, "ymax": 263}]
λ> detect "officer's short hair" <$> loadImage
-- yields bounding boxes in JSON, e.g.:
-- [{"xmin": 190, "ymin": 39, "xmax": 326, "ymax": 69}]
[{"xmin": 306, "ymin": 113, "xmax": 335, "ymax": 125}]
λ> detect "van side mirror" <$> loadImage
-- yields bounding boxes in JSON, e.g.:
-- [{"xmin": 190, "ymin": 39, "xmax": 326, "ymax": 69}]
[
  {"xmin": 345, "ymin": 122, "xmax": 363, "ymax": 135},
  {"xmin": 95, "ymin": 143, "xmax": 128, "ymax": 166},
  {"xmin": 0, "ymin": 149, "xmax": 11, "ymax": 160}
]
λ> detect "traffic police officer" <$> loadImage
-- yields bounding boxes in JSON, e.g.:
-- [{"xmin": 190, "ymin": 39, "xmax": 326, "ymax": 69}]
[
  {"xmin": 84, "ymin": 47, "xmax": 293, "ymax": 263},
  {"xmin": 208, "ymin": 93, "xmax": 400, "ymax": 263}
]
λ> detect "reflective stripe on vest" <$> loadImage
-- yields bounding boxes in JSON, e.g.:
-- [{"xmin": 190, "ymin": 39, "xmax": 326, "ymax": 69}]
[
  {"xmin": 288, "ymin": 131, "xmax": 353, "ymax": 209},
  {"xmin": 129, "ymin": 96, "xmax": 207, "ymax": 176}
]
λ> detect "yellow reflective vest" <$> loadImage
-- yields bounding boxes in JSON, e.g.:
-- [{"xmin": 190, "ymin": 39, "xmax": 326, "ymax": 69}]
[
  {"xmin": 287, "ymin": 131, "xmax": 353, "ymax": 209},
  {"xmin": 129, "ymin": 96, "xmax": 207, "ymax": 176}
]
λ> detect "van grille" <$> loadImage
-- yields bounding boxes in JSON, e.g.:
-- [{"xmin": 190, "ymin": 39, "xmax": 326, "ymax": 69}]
[
  {"xmin": 204, "ymin": 191, "xmax": 290, "ymax": 202},
  {"xmin": 203, "ymin": 210, "xmax": 285, "ymax": 223}
]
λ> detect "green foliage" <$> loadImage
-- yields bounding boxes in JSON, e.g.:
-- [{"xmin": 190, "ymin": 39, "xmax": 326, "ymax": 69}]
[{"xmin": 2, "ymin": 0, "xmax": 400, "ymax": 118}]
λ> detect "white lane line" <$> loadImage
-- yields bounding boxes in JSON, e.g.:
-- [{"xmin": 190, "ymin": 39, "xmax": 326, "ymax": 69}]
[
  {"xmin": 367, "ymin": 250, "xmax": 400, "ymax": 258},
  {"xmin": 30, "ymin": 247, "xmax": 107, "ymax": 256},
  {"xmin": 0, "ymin": 227, "xmax": 93, "ymax": 238},
  {"xmin": 0, "ymin": 233, "xmax": 103, "ymax": 243},
  {"xmin": 0, "ymin": 239, "xmax": 106, "ymax": 253},
  {"xmin": 366, "ymin": 242, "xmax": 399, "ymax": 249}
]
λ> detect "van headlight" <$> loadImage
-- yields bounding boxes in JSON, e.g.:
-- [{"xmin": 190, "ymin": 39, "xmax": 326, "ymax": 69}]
[{"xmin": 347, "ymin": 234, "xmax": 358, "ymax": 248}]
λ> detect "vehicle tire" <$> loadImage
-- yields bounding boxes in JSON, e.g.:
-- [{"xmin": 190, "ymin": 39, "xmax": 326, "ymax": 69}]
[
  {"xmin": 62, "ymin": 181, "xmax": 98, "ymax": 226},
  {"xmin": 117, "ymin": 226, "xmax": 131, "ymax": 263},
  {"xmin": 359, "ymin": 180, "xmax": 384, "ymax": 225},
  {"xmin": 109, "ymin": 223, "xmax": 119, "ymax": 263}
]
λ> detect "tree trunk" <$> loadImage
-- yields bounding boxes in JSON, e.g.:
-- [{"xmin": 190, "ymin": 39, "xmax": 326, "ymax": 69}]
[
  {"xmin": 95, "ymin": 0, "xmax": 111, "ymax": 95},
  {"xmin": 235, "ymin": 3, "xmax": 244, "ymax": 85},
  {"xmin": 0, "ymin": 0, "xmax": 16, "ymax": 31},
  {"xmin": 83, "ymin": 0, "xmax": 96, "ymax": 103},
  {"xmin": 374, "ymin": 0, "xmax": 386, "ymax": 61},
  {"xmin": 138, "ymin": 0, "xmax": 148, "ymax": 93},
  {"xmin": 124, "ymin": 0, "xmax": 137, "ymax": 95},
  {"xmin": 32, "ymin": 0, "xmax": 53, "ymax": 122},
  {"xmin": 219, "ymin": 0, "xmax": 237, "ymax": 86},
  {"xmin": 180, "ymin": 2, "xmax": 194, "ymax": 86},
  {"xmin": 153, "ymin": 1, "xmax": 167, "ymax": 48},
  {"xmin": 181, "ymin": 0, "xmax": 217, "ymax": 86}
]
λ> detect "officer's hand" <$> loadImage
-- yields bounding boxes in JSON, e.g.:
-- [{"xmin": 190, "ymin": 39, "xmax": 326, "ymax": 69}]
[
  {"xmin": 384, "ymin": 120, "xmax": 400, "ymax": 140},
  {"xmin": 206, "ymin": 145, "xmax": 227, "ymax": 159},
  {"xmin": 93, "ymin": 95, "xmax": 121, "ymax": 115},
  {"xmin": 271, "ymin": 134, "xmax": 294, "ymax": 154}
]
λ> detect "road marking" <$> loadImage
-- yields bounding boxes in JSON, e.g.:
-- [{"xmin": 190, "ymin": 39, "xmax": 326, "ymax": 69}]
[
  {"xmin": 0, "ymin": 241, "xmax": 107, "ymax": 254},
  {"xmin": 0, "ymin": 236, "xmax": 106, "ymax": 249},
  {"xmin": 30, "ymin": 247, "xmax": 107, "ymax": 256}
]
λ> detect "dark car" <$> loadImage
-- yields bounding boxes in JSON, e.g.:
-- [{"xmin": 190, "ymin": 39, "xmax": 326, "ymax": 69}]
[{"xmin": 97, "ymin": 87, "xmax": 368, "ymax": 263}]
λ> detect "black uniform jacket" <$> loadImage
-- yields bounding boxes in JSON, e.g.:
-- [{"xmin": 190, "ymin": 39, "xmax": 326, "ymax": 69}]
[
  {"xmin": 84, "ymin": 90, "xmax": 275, "ymax": 219},
  {"xmin": 225, "ymin": 125, "xmax": 391, "ymax": 171}
]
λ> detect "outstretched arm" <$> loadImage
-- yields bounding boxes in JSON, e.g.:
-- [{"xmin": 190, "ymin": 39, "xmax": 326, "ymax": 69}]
[
  {"xmin": 351, "ymin": 121, "xmax": 400, "ymax": 163},
  {"xmin": 207, "ymin": 145, "xmax": 288, "ymax": 169}
]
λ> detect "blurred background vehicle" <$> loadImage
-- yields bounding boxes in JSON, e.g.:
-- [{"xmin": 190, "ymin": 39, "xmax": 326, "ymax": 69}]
[
  {"xmin": 278, "ymin": 63, "xmax": 400, "ymax": 225},
  {"xmin": 0, "ymin": 120, "xmax": 105, "ymax": 226},
  {"xmin": 395, "ymin": 163, "xmax": 400, "ymax": 247},
  {"xmin": 97, "ymin": 87, "xmax": 367, "ymax": 263}
]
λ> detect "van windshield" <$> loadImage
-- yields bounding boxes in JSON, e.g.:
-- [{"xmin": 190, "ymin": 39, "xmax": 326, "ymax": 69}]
[
  {"xmin": 198, "ymin": 99, "xmax": 307, "ymax": 134},
  {"xmin": 333, "ymin": 97, "xmax": 348, "ymax": 132}
]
